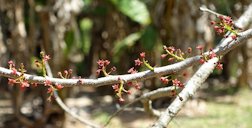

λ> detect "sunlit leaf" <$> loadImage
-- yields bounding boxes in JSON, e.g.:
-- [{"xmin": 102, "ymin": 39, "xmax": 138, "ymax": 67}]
[{"xmin": 110, "ymin": 0, "xmax": 151, "ymax": 25}]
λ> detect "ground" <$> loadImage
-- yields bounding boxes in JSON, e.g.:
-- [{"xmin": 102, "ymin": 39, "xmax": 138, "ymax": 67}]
[
  {"xmin": 64, "ymin": 89, "xmax": 252, "ymax": 128},
  {"xmin": 0, "ymin": 88, "xmax": 251, "ymax": 128}
]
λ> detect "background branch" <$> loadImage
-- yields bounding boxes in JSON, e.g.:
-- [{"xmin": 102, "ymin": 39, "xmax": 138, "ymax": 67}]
[{"xmin": 104, "ymin": 86, "xmax": 180, "ymax": 126}]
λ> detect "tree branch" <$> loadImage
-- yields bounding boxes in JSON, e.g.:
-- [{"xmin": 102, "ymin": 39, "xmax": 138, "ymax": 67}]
[
  {"xmin": 151, "ymin": 57, "xmax": 219, "ymax": 128},
  {"xmin": 0, "ymin": 28, "xmax": 251, "ymax": 88},
  {"xmin": 200, "ymin": 6, "xmax": 225, "ymax": 18},
  {"xmin": 235, "ymin": 4, "xmax": 252, "ymax": 29},
  {"xmin": 151, "ymin": 4, "xmax": 252, "ymax": 128}
]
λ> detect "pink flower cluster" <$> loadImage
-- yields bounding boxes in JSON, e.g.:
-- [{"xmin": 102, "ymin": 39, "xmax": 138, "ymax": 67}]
[
  {"xmin": 211, "ymin": 15, "xmax": 237, "ymax": 40},
  {"xmin": 96, "ymin": 59, "xmax": 116, "ymax": 76}
]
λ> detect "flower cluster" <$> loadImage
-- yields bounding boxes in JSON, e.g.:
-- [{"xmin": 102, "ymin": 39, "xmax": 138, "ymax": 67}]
[
  {"xmin": 8, "ymin": 62, "xmax": 30, "ymax": 90},
  {"xmin": 196, "ymin": 45, "xmax": 223, "ymax": 70},
  {"xmin": 109, "ymin": 52, "xmax": 151, "ymax": 102},
  {"xmin": 128, "ymin": 67, "xmax": 138, "ymax": 74},
  {"xmin": 197, "ymin": 47, "xmax": 218, "ymax": 64},
  {"xmin": 160, "ymin": 75, "xmax": 184, "ymax": 99},
  {"xmin": 113, "ymin": 52, "xmax": 154, "ymax": 101},
  {"xmin": 160, "ymin": 77, "xmax": 169, "ymax": 84},
  {"xmin": 210, "ymin": 15, "xmax": 238, "ymax": 40},
  {"xmin": 172, "ymin": 79, "xmax": 184, "ymax": 88},
  {"xmin": 161, "ymin": 46, "xmax": 192, "ymax": 62},
  {"xmin": 43, "ymin": 79, "xmax": 64, "ymax": 101},
  {"xmin": 111, "ymin": 78, "xmax": 136, "ymax": 102},
  {"xmin": 127, "ymin": 81, "xmax": 141, "ymax": 90},
  {"xmin": 35, "ymin": 52, "xmax": 51, "ymax": 76},
  {"xmin": 215, "ymin": 62, "xmax": 223, "ymax": 70},
  {"xmin": 8, "ymin": 60, "xmax": 17, "ymax": 75},
  {"xmin": 96, "ymin": 59, "xmax": 116, "ymax": 76},
  {"xmin": 208, "ymin": 16, "xmax": 240, "ymax": 70},
  {"xmin": 58, "ymin": 69, "xmax": 73, "ymax": 79},
  {"xmin": 133, "ymin": 52, "xmax": 154, "ymax": 71},
  {"xmin": 7, "ymin": 53, "xmax": 65, "ymax": 102},
  {"xmin": 95, "ymin": 59, "xmax": 136, "ymax": 102}
]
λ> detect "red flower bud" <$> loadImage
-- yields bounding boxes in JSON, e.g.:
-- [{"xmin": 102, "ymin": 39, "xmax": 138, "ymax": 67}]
[
  {"xmin": 119, "ymin": 97, "xmax": 125, "ymax": 102},
  {"xmin": 56, "ymin": 84, "xmax": 64, "ymax": 90},
  {"xmin": 140, "ymin": 52, "xmax": 145, "ymax": 59},
  {"xmin": 210, "ymin": 21, "xmax": 216, "ymax": 25},
  {"xmin": 161, "ymin": 54, "xmax": 167, "ymax": 59},
  {"xmin": 196, "ymin": 45, "xmax": 203, "ymax": 51},
  {"xmin": 231, "ymin": 35, "xmax": 237, "ymax": 40},
  {"xmin": 160, "ymin": 77, "xmax": 169, "ymax": 84}
]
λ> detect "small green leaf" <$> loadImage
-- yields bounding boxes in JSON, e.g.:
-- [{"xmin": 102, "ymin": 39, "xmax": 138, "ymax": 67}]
[{"xmin": 110, "ymin": 0, "xmax": 151, "ymax": 25}]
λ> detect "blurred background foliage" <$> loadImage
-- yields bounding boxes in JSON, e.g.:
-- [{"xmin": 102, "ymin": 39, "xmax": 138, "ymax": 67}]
[{"xmin": 0, "ymin": 0, "xmax": 252, "ymax": 127}]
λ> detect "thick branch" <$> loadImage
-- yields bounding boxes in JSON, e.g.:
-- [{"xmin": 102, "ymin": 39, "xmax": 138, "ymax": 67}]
[
  {"xmin": 0, "ymin": 56, "xmax": 197, "ymax": 87},
  {"xmin": 0, "ymin": 29, "xmax": 252, "ymax": 88},
  {"xmin": 151, "ymin": 57, "xmax": 219, "ymax": 128},
  {"xmin": 151, "ymin": 4, "xmax": 252, "ymax": 128},
  {"xmin": 235, "ymin": 4, "xmax": 252, "ymax": 29}
]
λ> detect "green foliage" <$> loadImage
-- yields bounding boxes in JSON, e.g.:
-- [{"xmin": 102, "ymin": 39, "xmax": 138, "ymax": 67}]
[
  {"xmin": 82, "ymin": 0, "xmax": 93, "ymax": 11},
  {"xmin": 212, "ymin": 0, "xmax": 236, "ymax": 15},
  {"xmin": 83, "ymin": 0, "xmax": 92, "ymax": 6},
  {"xmin": 113, "ymin": 32, "xmax": 141, "ymax": 61},
  {"xmin": 80, "ymin": 18, "xmax": 93, "ymax": 55},
  {"xmin": 140, "ymin": 25, "xmax": 158, "ymax": 50},
  {"xmin": 92, "ymin": 5, "xmax": 108, "ymax": 16},
  {"xmin": 64, "ymin": 30, "xmax": 75, "ymax": 53},
  {"xmin": 109, "ymin": 0, "xmax": 151, "ymax": 25},
  {"xmin": 35, "ymin": 0, "xmax": 47, "ymax": 5},
  {"xmin": 63, "ymin": 18, "xmax": 93, "ymax": 56},
  {"xmin": 112, "ymin": 25, "xmax": 159, "ymax": 62}
]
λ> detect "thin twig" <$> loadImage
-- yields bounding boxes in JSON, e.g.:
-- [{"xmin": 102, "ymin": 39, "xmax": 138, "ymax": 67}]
[
  {"xmin": 116, "ymin": 106, "xmax": 160, "ymax": 116},
  {"xmin": 104, "ymin": 86, "xmax": 176, "ymax": 127},
  {"xmin": 200, "ymin": 6, "xmax": 242, "ymax": 29},
  {"xmin": 200, "ymin": 6, "xmax": 225, "ymax": 17},
  {"xmin": 53, "ymin": 90, "xmax": 101, "ymax": 128},
  {"xmin": 45, "ymin": 62, "xmax": 101, "ymax": 128}
]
